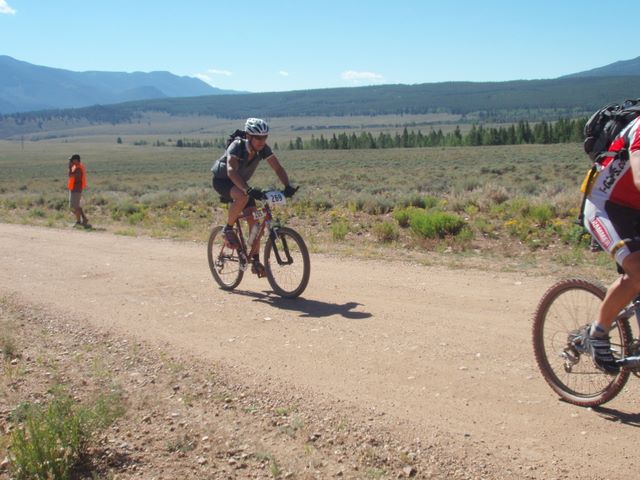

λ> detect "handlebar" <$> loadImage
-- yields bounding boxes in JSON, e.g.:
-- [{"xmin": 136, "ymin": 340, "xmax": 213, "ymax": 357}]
[{"xmin": 259, "ymin": 186, "xmax": 298, "ymax": 205}]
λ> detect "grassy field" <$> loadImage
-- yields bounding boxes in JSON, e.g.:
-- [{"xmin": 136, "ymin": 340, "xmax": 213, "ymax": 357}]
[
  {"xmin": 1, "ymin": 112, "xmax": 492, "ymax": 143},
  {"xmin": 0, "ymin": 131, "xmax": 613, "ymax": 275}
]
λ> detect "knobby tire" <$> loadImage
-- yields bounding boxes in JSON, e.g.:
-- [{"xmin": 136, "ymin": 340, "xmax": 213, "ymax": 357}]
[
  {"xmin": 532, "ymin": 278, "xmax": 631, "ymax": 407},
  {"xmin": 264, "ymin": 226, "xmax": 310, "ymax": 298},
  {"xmin": 207, "ymin": 225, "xmax": 244, "ymax": 290}
]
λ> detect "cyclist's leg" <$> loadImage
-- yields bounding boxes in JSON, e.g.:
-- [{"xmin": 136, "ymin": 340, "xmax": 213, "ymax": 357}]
[
  {"xmin": 585, "ymin": 200, "xmax": 640, "ymax": 331},
  {"xmin": 213, "ymin": 178, "xmax": 243, "ymax": 247},
  {"xmin": 598, "ymin": 254, "xmax": 640, "ymax": 329},
  {"xmin": 213, "ymin": 178, "xmax": 247, "ymax": 224},
  {"xmin": 227, "ymin": 185, "xmax": 250, "ymax": 224}
]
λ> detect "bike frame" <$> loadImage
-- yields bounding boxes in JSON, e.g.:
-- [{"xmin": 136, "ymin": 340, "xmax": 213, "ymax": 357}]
[
  {"xmin": 208, "ymin": 188, "xmax": 310, "ymax": 298},
  {"xmin": 234, "ymin": 194, "xmax": 295, "ymax": 267},
  {"xmin": 617, "ymin": 295, "xmax": 640, "ymax": 368}
]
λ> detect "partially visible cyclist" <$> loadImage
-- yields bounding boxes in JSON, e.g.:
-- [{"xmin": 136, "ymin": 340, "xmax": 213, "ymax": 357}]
[
  {"xmin": 211, "ymin": 117, "xmax": 296, "ymax": 275},
  {"xmin": 583, "ymin": 115, "xmax": 640, "ymax": 374}
]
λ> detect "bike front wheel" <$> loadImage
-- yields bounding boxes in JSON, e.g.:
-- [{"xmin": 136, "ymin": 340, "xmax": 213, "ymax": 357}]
[
  {"xmin": 264, "ymin": 226, "xmax": 310, "ymax": 298},
  {"xmin": 207, "ymin": 225, "xmax": 244, "ymax": 290},
  {"xmin": 532, "ymin": 278, "xmax": 631, "ymax": 407}
]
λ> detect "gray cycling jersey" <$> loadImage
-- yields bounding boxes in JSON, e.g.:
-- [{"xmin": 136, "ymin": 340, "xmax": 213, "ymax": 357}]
[{"xmin": 211, "ymin": 139, "xmax": 274, "ymax": 181}]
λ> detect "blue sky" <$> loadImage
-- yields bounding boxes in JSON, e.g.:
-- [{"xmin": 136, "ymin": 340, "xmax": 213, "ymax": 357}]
[{"xmin": 1, "ymin": 0, "xmax": 638, "ymax": 93}]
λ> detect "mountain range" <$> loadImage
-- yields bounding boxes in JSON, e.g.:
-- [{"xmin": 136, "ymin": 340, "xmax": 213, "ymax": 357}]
[
  {"xmin": 0, "ymin": 55, "xmax": 239, "ymax": 114},
  {"xmin": 561, "ymin": 56, "xmax": 640, "ymax": 78},
  {"xmin": 1, "ymin": 55, "xmax": 639, "ymax": 120}
]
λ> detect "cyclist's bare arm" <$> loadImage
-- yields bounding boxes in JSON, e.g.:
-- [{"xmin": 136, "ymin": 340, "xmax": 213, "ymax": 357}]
[{"xmin": 266, "ymin": 155, "xmax": 290, "ymax": 187}]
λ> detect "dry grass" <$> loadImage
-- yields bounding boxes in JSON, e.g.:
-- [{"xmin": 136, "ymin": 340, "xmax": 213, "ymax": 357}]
[{"xmin": 0, "ymin": 133, "xmax": 611, "ymax": 275}]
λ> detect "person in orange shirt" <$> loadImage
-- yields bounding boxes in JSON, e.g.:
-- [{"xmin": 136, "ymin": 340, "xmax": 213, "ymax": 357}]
[{"xmin": 67, "ymin": 154, "xmax": 90, "ymax": 227}]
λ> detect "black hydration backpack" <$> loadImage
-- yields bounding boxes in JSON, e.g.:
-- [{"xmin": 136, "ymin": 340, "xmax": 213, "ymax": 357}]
[
  {"xmin": 226, "ymin": 129, "xmax": 246, "ymax": 148},
  {"xmin": 211, "ymin": 129, "xmax": 247, "ymax": 179},
  {"xmin": 583, "ymin": 99, "xmax": 640, "ymax": 162}
]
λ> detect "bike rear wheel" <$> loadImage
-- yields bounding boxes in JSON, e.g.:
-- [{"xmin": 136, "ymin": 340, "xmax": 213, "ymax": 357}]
[
  {"xmin": 532, "ymin": 278, "xmax": 631, "ymax": 407},
  {"xmin": 207, "ymin": 225, "xmax": 244, "ymax": 290},
  {"xmin": 264, "ymin": 226, "xmax": 310, "ymax": 298}
]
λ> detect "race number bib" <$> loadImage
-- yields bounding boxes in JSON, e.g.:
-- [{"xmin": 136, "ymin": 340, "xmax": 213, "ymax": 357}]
[{"xmin": 265, "ymin": 191, "xmax": 286, "ymax": 205}]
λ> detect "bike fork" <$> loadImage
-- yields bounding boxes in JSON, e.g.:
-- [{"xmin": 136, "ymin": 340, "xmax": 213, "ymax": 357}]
[
  {"xmin": 269, "ymin": 228, "xmax": 293, "ymax": 265},
  {"xmin": 617, "ymin": 296, "xmax": 640, "ymax": 368}
]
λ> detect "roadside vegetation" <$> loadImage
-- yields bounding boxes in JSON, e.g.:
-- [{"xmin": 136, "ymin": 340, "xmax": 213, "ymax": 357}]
[
  {"xmin": 0, "ymin": 297, "xmax": 448, "ymax": 479},
  {"xmin": 0, "ymin": 137, "xmax": 604, "ymax": 271},
  {"xmin": 1, "ymin": 304, "xmax": 125, "ymax": 479}
]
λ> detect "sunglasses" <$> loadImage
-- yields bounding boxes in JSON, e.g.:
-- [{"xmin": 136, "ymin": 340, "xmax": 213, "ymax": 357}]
[{"xmin": 250, "ymin": 135, "xmax": 268, "ymax": 141}]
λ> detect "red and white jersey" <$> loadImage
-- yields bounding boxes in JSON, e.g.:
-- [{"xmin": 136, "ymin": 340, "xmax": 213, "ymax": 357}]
[{"xmin": 590, "ymin": 117, "xmax": 640, "ymax": 209}]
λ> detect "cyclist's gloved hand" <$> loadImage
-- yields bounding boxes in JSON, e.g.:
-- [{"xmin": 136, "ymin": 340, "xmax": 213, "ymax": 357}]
[
  {"xmin": 283, "ymin": 185, "xmax": 298, "ymax": 198},
  {"xmin": 247, "ymin": 186, "xmax": 264, "ymax": 200}
]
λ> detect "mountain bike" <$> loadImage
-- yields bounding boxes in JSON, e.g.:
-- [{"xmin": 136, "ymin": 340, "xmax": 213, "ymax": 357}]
[
  {"xmin": 532, "ymin": 277, "xmax": 640, "ymax": 406},
  {"xmin": 207, "ymin": 190, "xmax": 310, "ymax": 298}
]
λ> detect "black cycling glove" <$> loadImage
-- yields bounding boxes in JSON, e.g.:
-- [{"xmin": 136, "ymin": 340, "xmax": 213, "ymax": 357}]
[
  {"xmin": 283, "ymin": 185, "xmax": 298, "ymax": 198},
  {"xmin": 247, "ymin": 187, "xmax": 264, "ymax": 200}
]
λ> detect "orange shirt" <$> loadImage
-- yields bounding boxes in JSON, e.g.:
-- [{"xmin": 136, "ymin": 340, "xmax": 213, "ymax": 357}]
[{"xmin": 67, "ymin": 163, "xmax": 87, "ymax": 191}]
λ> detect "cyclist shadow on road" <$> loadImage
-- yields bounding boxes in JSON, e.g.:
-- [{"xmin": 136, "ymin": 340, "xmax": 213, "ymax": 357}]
[
  {"xmin": 591, "ymin": 406, "xmax": 640, "ymax": 427},
  {"xmin": 232, "ymin": 290, "xmax": 372, "ymax": 320}
]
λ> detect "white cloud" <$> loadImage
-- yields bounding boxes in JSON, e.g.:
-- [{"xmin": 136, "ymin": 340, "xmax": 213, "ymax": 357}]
[
  {"xmin": 341, "ymin": 70, "xmax": 384, "ymax": 83},
  {"xmin": 279, "ymin": 71, "xmax": 289, "ymax": 77},
  {"xmin": 0, "ymin": 0, "xmax": 16, "ymax": 14},
  {"xmin": 194, "ymin": 68, "xmax": 233, "ymax": 86},
  {"xmin": 194, "ymin": 73, "xmax": 214, "ymax": 84},
  {"xmin": 207, "ymin": 68, "xmax": 232, "ymax": 76}
]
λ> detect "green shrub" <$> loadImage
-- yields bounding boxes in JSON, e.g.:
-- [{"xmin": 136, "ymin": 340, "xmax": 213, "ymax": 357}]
[
  {"xmin": 127, "ymin": 211, "xmax": 146, "ymax": 225},
  {"xmin": 527, "ymin": 204, "xmax": 555, "ymax": 226},
  {"xmin": 373, "ymin": 220, "xmax": 399, "ymax": 242},
  {"xmin": 28, "ymin": 208, "xmax": 46, "ymax": 218},
  {"xmin": 11, "ymin": 396, "xmax": 84, "ymax": 480},
  {"xmin": 392, "ymin": 208, "xmax": 412, "ymax": 228},
  {"xmin": 47, "ymin": 198, "xmax": 67, "ymax": 211},
  {"xmin": 170, "ymin": 217, "xmax": 190, "ymax": 230},
  {"xmin": 455, "ymin": 226, "xmax": 475, "ymax": 243},
  {"xmin": 398, "ymin": 194, "xmax": 426, "ymax": 209},
  {"xmin": 408, "ymin": 210, "xmax": 466, "ymax": 239},
  {"xmin": 9, "ymin": 388, "xmax": 124, "ymax": 480},
  {"xmin": 111, "ymin": 202, "xmax": 145, "ymax": 221},
  {"xmin": 472, "ymin": 217, "xmax": 497, "ymax": 238},
  {"xmin": 561, "ymin": 224, "xmax": 592, "ymax": 247},
  {"xmin": 423, "ymin": 195, "xmax": 442, "ymax": 209},
  {"xmin": 331, "ymin": 221, "xmax": 348, "ymax": 241},
  {"xmin": 0, "ymin": 332, "xmax": 18, "ymax": 359}
]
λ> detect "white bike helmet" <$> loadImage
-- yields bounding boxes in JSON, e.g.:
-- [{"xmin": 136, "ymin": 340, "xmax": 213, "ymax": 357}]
[{"xmin": 244, "ymin": 118, "xmax": 269, "ymax": 135}]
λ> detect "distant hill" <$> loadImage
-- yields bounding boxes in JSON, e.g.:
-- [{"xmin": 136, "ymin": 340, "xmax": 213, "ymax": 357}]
[
  {"xmin": 11, "ymin": 75, "xmax": 639, "ymax": 123},
  {"xmin": 562, "ymin": 56, "xmax": 640, "ymax": 78},
  {"xmin": 0, "ymin": 55, "xmax": 239, "ymax": 114},
  {"xmin": 2, "ymin": 56, "xmax": 640, "ymax": 139}
]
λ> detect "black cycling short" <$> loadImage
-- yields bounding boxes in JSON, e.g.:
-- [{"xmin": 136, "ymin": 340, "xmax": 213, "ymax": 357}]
[{"xmin": 212, "ymin": 177, "xmax": 255, "ymax": 207}]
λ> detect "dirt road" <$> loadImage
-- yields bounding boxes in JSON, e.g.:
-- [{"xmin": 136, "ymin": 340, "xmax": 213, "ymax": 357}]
[{"xmin": 2, "ymin": 223, "xmax": 639, "ymax": 478}]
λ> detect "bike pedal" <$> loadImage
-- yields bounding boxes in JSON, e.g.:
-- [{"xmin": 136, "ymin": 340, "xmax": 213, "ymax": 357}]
[{"xmin": 251, "ymin": 262, "xmax": 266, "ymax": 277}]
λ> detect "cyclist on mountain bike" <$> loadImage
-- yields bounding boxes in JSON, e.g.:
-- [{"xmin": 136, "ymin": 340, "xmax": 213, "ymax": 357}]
[
  {"xmin": 583, "ymin": 115, "xmax": 640, "ymax": 374},
  {"xmin": 211, "ymin": 118, "xmax": 296, "ymax": 275}
]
